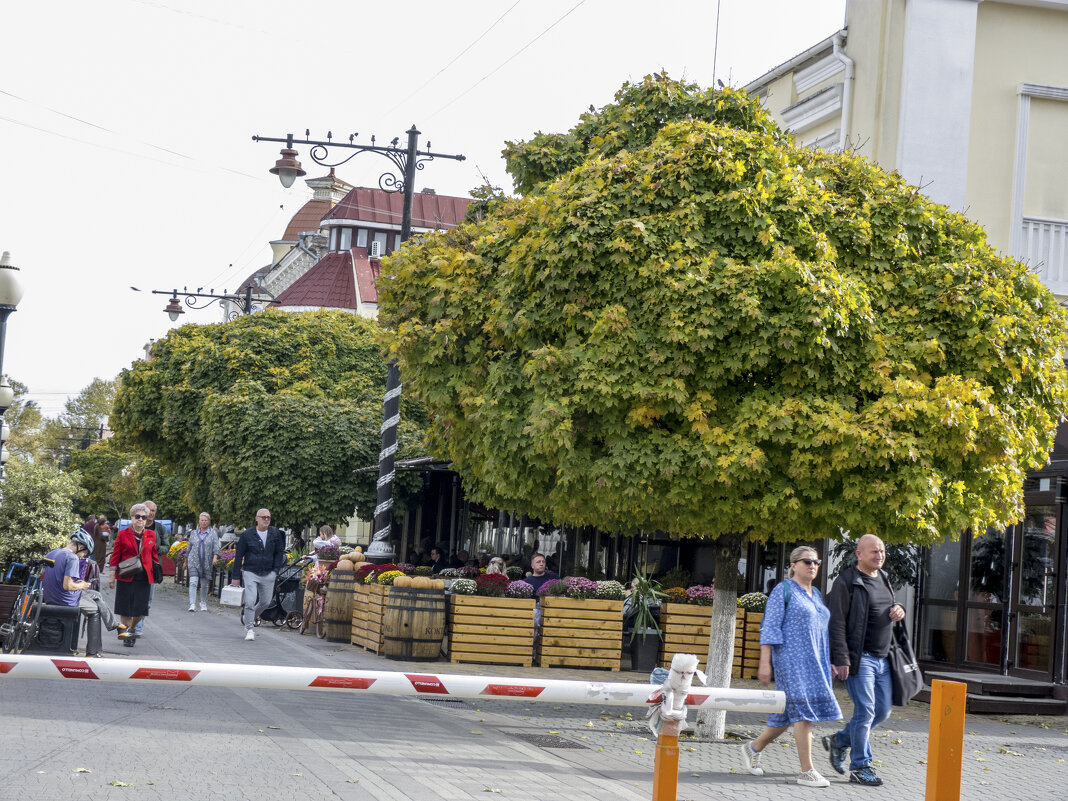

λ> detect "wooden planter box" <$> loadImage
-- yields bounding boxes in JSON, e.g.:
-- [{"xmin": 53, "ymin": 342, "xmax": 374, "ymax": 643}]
[
  {"xmin": 732, "ymin": 609, "xmax": 763, "ymax": 679},
  {"xmin": 447, "ymin": 595, "xmax": 536, "ymax": 667},
  {"xmin": 351, "ymin": 583, "xmax": 391, "ymax": 653},
  {"xmin": 658, "ymin": 603, "xmax": 713, "ymax": 670},
  {"xmin": 537, "ymin": 596, "xmax": 623, "ymax": 670}
]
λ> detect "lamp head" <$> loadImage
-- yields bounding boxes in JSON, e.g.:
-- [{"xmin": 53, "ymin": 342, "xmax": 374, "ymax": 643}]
[
  {"xmin": 269, "ymin": 148, "xmax": 306, "ymax": 189},
  {"xmin": 0, "ymin": 251, "xmax": 24, "ymax": 309},
  {"xmin": 0, "ymin": 381, "xmax": 13, "ymax": 413},
  {"xmin": 164, "ymin": 295, "xmax": 185, "ymax": 322}
]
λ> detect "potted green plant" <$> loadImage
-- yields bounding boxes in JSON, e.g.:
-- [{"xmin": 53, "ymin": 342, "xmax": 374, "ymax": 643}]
[{"xmin": 626, "ymin": 571, "xmax": 666, "ymax": 672}]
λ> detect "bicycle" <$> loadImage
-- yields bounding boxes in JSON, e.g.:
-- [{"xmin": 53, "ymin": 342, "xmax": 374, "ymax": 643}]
[
  {"xmin": 0, "ymin": 557, "xmax": 54, "ymax": 654},
  {"xmin": 299, "ymin": 575, "xmax": 328, "ymax": 638}
]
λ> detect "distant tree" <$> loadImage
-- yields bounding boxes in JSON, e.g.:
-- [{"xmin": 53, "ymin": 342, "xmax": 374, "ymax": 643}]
[
  {"xmin": 0, "ymin": 460, "xmax": 81, "ymax": 566},
  {"xmin": 2, "ymin": 377, "xmax": 43, "ymax": 462},
  {"xmin": 111, "ymin": 309, "xmax": 427, "ymax": 531},
  {"xmin": 36, "ymin": 378, "xmax": 117, "ymax": 468},
  {"xmin": 379, "ymin": 74, "xmax": 1068, "ymax": 737}
]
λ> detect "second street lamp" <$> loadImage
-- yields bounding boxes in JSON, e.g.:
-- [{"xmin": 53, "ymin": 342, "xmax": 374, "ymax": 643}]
[
  {"xmin": 254, "ymin": 126, "xmax": 464, "ymax": 562},
  {"xmin": 153, "ymin": 282, "xmax": 270, "ymax": 322},
  {"xmin": 0, "ymin": 250, "xmax": 24, "ymax": 487}
]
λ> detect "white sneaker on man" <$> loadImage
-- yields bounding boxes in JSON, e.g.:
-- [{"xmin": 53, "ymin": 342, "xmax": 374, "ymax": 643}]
[
  {"xmin": 244, "ymin": 629, "xmax": 255, "ymax": 641},
  {"xmin": 188, "ymin": 604, "xmax": 195, "ymax": 612},
  {"xmin": 740, "ymin": 741, "xmax": 764, "ymax": 776},
  {"xmin": 199, "ymin": 603, "xmax": 208, "ymax": 612}
]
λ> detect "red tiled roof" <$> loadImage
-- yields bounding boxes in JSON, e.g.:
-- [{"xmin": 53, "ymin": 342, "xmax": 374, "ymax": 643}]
[
  {"xmin": 274, "ymin": 251, "xmax": 357, "ymax": 310},
  {"xmin": 352, "ymin": 248, "xmax": 381, "ymax": 304},
  {"xmin": 281, "ymin": 198, "xmax": 331, "ymax": 240},
  {"xmin": 321, "ymin": 187, "xmax": 470, "ymax": 229}
]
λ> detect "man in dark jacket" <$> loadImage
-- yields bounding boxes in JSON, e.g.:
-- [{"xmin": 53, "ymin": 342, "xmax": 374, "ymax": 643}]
[
  {"xmin": 822, "ymin": 534, "xmax": 906, "ymax": 788},
  {"xmin": 230, "ymin": 508, "xmax": 285, "ymax": 641}
]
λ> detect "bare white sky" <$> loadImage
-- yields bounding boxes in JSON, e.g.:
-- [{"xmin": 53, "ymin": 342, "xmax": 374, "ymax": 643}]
[{"xmin": 0, "ymin": 0, "xmax": 846, "ymax": 416}]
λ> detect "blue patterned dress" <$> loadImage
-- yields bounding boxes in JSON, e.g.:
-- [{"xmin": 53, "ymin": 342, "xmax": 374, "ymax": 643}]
[{"xmin": 759, "ymin": 578, "xmax": 842, "ymax": 727}]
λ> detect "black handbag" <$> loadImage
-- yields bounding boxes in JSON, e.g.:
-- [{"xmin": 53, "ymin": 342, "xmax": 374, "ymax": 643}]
[
  {"xmin": 152, "ymin": 560, "xmax": 163, "ymax": 583},
  {"xmin": 888, "ymin": 621, "xmax": 924, "ymax": 705}
]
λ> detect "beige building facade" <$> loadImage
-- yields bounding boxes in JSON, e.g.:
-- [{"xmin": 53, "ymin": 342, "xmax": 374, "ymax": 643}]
[{"xmin": 747, "ymin": 0, "xmax": 1068, "ymax": 295}]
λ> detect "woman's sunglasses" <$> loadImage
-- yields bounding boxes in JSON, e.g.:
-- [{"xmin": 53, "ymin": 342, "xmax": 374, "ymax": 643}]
[
  {"xmin": 796, "ymin": 558, "xmax": 822, "ymax": 566},
  {"xmin": 132, "ymin": 514, "xmax": 147, "ymax": 520}
]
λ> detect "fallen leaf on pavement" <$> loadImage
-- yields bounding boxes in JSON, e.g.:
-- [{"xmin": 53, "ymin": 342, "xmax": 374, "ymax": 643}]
[
  {"xmin": 74, "ymin": 768, "xmax": 92, "ymax": 773},
  {"xmin": 998, "ymin": 748, "xmax": 1024, "ymax": 756},
  {"xmin": 482, "ymin": 789, "xmax": 502, "ymax": 793},
  {"xmin": 109, "ymin": 781, "xmax": 132, "ymax": 787},
  {"xmin": 267, "ymin": 726, "xmax": 281, "ymax": 729}
]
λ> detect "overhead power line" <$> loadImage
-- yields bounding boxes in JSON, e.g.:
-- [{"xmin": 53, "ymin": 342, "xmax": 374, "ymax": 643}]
[{"xmin": 430, "ymin": 0, "xmax": 589, "ymax": 119}]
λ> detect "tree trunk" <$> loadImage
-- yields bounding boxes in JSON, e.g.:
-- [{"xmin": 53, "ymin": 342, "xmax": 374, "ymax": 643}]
[{"xmin": 696, "ymin": 532, "xmax": 743, "ymax": 740}]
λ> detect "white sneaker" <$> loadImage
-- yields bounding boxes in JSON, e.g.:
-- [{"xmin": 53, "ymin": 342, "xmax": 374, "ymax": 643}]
[
  {"xmin": 199, "ymin": 603, "xmax": 208, "ymax": 612},
  {"xmin": 244, "ymin": 629, "xmax": 255, "ymax": 641},
  {"xmin": 188, "ymin": 604, "xmax": 196, "ymax": 612},
  {"xmin": 740, "ymin": 741, "xmax": 764, "ymax": 776},
  {"xmin": 798, "ymin": 769, "xmax": 830, "ymax": 788}
]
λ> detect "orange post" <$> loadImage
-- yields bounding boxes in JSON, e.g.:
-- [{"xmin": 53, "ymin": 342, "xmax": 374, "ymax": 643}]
[
  {"xmin": 652, "ymin": 719, "xmax": 682, "ymax": 801},
  {"xmin": 924, "ymin": 679, "xmax": 967, "ymax": 801}
]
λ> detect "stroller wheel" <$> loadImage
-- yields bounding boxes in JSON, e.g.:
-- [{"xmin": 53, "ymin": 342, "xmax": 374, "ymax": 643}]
[
  {"xmin": 285, "ymin": 611, "xmax": 302, "ymax": 630},
  {"xmin": 271, "ymin": 615, "xmax": 285, "ymax": 628}
]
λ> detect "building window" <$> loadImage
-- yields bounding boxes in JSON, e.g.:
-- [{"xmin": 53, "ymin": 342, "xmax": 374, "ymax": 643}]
[
  {"xmin": 339, "ymin": 228, "xmax": 352, "ymax": 251},
  {"xmin": 357, "ymin": 228, "xmax": 368, "ymax": 248}
]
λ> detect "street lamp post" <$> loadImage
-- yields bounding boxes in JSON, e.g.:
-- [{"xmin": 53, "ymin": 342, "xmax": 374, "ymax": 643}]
[
  {"xmin": 0, "ymin": 251, "xmax": 25, "ymax": 485},
  {"xmin": 254, "ymin": 127, "xmax": 464, "ymax": 562},
  {"xmin": 153, "ymin": 283, "xmax": 267, "ymax": 322}
]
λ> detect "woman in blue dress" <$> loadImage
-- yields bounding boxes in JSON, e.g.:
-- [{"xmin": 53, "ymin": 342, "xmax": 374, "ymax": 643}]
[{"xmin": 739, "ymin": 545, "xmax": 842, "ymax": 787}]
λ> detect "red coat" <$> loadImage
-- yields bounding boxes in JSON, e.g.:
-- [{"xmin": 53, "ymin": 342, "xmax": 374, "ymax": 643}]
[{"xmin": 109, "ymin": 527, "xmax": 160, "ymax": 583}]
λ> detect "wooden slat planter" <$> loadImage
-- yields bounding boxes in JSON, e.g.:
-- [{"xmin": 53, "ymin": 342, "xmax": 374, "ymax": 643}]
[
  {"xmin": 351, "ymin": 583, "xmax": 390, "ymax": 653},
  {"xmin": 732, "ymin": 609, "xmax": 763, "ymax": 679},
  {"xmin": 537, "ymin": 596, "xmax": 623, "ymax": 670},
  {"xmin": 658, "ymin": 603, "xmax": 713, "ymax": 670},
  {"xmin": 447, "ymin": 595, "xmax": 536, "ymax": 667}
]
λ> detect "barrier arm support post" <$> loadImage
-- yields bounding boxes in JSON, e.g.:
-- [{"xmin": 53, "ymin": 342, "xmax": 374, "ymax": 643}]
[{"xmin": 924, "ymin": 679, "xmax": 966, "ymax": 801}]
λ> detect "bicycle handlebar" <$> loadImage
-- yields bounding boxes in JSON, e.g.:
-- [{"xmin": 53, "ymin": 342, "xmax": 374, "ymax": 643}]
[{"xmin": 3, "ymin": 557, "xmax": 55, "ymax": 582}]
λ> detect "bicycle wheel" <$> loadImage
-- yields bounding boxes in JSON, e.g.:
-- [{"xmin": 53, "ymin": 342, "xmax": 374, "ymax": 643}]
[
  {"xmin": 298, "ymin": 594, "xmax": 314, "ymax": 635},
  {"xmin": 0, "ymin": 591, "xmax": 27, "ymax": 654},
  {"xmin": 19, "ymin": 596, "xmax": 43, "ymax": 654},
  {"xmin": 285, "ymin": 611, "xmax": 302, "ymax": 630},
  {"xmin": 315, "ymin": 611, "xmax": 326, "ymax": 639}
]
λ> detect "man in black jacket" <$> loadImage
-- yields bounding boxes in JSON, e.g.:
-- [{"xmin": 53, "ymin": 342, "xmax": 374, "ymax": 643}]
[
  {"xmin": 230, "ymin": 509, "xmax": 285, "ymax": 641},
  {"xmin": 822, "ymin": 534, "xmax": 906, "ymax": 788}
]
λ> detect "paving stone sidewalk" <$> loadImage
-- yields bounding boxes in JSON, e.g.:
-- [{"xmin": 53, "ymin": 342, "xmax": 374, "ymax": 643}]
[{"xmin": 3, "ymin": 579, "xmax": 1067, "ymax": 800}]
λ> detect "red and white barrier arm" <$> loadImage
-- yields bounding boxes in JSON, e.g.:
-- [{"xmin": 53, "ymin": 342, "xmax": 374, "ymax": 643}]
[{"xmin": 0, "ymin": 654, "xmax": 785, "ymax": 713}]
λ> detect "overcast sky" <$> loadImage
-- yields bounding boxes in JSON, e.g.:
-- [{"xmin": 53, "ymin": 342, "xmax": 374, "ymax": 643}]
[{"xmin": 0, "ymin": 0, "xmax": 846, "ymax": 416}]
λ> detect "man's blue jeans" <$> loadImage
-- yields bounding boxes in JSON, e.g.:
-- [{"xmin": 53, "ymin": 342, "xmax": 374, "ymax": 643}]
[{"xmin": 833, "ymin": 653, "xmax": 892, "ymax": 770}]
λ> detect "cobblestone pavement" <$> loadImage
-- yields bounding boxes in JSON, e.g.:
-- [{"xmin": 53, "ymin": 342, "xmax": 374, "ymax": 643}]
[{"xmin": 3, "ymin": 579, "xmax": 1067, "ymax": 800}]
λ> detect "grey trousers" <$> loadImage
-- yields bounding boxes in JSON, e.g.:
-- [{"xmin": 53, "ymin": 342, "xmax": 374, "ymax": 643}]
[
  {"xmin": 78, "ymin": 590, "xmax": 119, "ymax": 631},
  {"xmin": 241, "ymin": 570, "xmax": 276, "ymax": 630}
]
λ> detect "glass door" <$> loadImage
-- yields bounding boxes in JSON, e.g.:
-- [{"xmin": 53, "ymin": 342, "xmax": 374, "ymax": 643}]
[{"xmin": 1011, "ymin": 506, "xmax": 1058, "ymax": 676}]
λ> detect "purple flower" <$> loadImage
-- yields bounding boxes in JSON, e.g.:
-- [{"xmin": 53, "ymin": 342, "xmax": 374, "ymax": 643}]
[
  {"xmin": 506, "ymin": 581, "xmax": 534, "ymax": 598},
  {"xmin": 686, "ymin": 584, "xmax": 715, "ymax": 606},
  {"xmin": 536, "ymin": 579, "xmax": 560, "ymax": 597},
  {"xmin": 565, "ymin": 576, "xmax": 598, "ymax": 599}
]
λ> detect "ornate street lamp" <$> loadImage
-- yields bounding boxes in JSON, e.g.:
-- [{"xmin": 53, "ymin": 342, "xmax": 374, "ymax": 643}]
[
  {"xmin": 0, "ymin": 251, "xmax": 24, "ymax": 484},
  {"xmin": 254, "ymin": 126, "xmax": 465, "ymax": 562},
  {"xmin": 153, "ymin": 282, "xmax": 272, "ymax": 322}
]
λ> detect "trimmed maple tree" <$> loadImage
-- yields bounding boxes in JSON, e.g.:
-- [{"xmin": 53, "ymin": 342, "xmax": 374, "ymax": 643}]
[
  {"xmin": 378, "ymin": 75, "xmax": 1068, "ymax": 734},
  {"xmin": 111, "ymin": 309, "xmax": 427, "ymax": 530}
]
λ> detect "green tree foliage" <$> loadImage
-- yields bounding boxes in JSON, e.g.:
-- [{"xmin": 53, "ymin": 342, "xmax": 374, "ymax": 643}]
[
  {"xmin": 379, "ymin": 74, "xmax": 1068, "ymax": 737},
  {"xmin": 0, "ymin": 460, "xmax": 81, "ymax": 565},
  {"xmin": 2, "ymin": 377, "xmax": 42, "ymax": 462},
  {"xmin": 381, "ymin": 75, "xmax": 1068, "ymax": 548},
  {"xmin": 36, "ymin": 378, "xmax": 117, "ymax": 468},
  {"xmin": 111, "ymin": 309, "xmax": 427, "ymax": 529}
]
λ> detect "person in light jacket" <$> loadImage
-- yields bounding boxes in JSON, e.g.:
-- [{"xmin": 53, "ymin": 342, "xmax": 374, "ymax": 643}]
[{"xmin": 186, "ymin": 512, "xmax": 220, "ymax": 613}]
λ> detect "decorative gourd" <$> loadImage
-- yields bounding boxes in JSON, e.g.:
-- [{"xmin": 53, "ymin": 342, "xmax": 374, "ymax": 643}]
[
  {"xmin": 431, "ymin": 579, "xmax": 445, "ymax": 590},
  {"xmin": 354, "ymin": 546, "xmax": 363, "ymax": 553},
  {"xmin": 411, "ymin": 576, "xmax": 432, "ymax": 589},
  {"xmin": 349, "ymin": 552, "xmax": 366, "ymax": 563},
  {"xmin": 393, "ymin": 576, "xmax": 412, "ymax": 588}
]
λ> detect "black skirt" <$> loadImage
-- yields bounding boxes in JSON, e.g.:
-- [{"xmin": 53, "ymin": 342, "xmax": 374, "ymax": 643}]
[{"xmin": 114, "ymin": 571, "xmax": 151, "ymax": 617}]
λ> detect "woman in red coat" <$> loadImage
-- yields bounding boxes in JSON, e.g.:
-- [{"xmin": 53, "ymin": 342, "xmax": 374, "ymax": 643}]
[{"xmin": 108, "ymin": 502, "xmax": 160, "ymax": 647}]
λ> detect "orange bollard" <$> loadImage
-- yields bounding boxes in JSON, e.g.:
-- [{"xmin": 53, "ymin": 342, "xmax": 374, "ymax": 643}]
[
  {"xmin": 924, "ymin": 679, "xmax": 967, "ymax": 801},
  {"xmin": 652, "ymin": 718, "xmax": 682, "ymax": 801}
]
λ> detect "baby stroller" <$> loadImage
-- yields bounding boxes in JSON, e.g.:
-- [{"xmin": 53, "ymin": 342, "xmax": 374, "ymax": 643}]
[{"xmin": 259, "ymin": 559, "xmax": 308, "ymax": 629}]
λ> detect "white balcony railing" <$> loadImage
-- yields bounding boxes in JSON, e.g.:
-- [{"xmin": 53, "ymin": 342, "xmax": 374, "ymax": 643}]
[{"xmin": 1020, "ymin": 216, "xmax": 1068, "ymax": 296}]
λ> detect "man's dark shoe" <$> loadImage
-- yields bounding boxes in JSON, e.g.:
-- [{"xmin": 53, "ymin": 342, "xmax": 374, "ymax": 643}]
[
  {"xmin": 822, "ymin": 735, "xmax": 848, "ymax": 775},
  {"xmin": 849, "ymin": 766, "xmax": 883, "ymax": 786}
]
